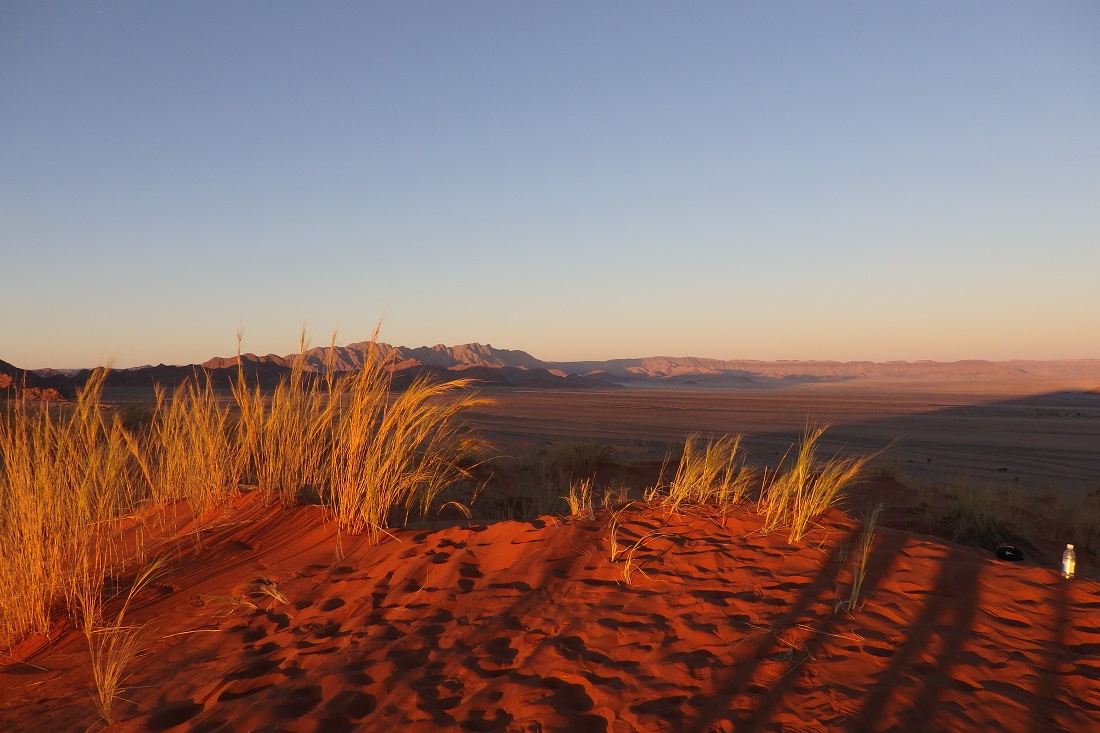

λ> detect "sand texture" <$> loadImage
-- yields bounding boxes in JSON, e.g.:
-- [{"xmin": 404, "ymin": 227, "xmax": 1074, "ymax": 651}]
[{"xmin": 2, "ymin": 493, "xmax": 1097, "ymax": 732}]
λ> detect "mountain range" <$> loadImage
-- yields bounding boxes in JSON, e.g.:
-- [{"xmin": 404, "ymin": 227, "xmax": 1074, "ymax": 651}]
[{"xmin": 5, "ymin": 343, "xmax": 1100, "ymax": 398}]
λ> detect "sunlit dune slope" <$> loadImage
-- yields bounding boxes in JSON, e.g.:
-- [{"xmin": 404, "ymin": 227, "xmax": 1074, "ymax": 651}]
[{"xmin": 2, "ymin": 494, "xmax": 1098, "ymax": 732}]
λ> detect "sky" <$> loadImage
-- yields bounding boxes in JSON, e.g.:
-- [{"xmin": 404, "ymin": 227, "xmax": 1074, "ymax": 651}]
[{"xmin": 2, "ymin": 2, "xmax": 1098, "ymax": 368}]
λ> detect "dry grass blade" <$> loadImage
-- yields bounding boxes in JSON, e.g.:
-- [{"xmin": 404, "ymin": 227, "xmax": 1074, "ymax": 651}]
[
  {"xmin": 661, "ymin": 434, "xmax": 756, "ymax": 515},
  {"xmin": 564, "ymin": 478, "xmax": 595, "ymax": 520},
  {"xmin": 758, "ymin": 425, "xmax": 875, "ymax": 543},
  {"xmin": 620, "ymin": 530, "xmax": 665, "ymax": 585},
  {"xmin": 82, "ymin": 556, "xmax": 167, "ymax": 725},
  {"xmin": 837, "ymin": 503, "xmax": 881, "ymax": 614},
  {"xmin": 86, "ymin": 621, "xmax": 144, "ymax": 725},
  {"xmin": 253, "ymin": 577, "xmax": 289, "ymax": 609},
  {"xmin": 0, "ymin": 370, "xmax": 142, "ymax": 643},
  {"xmin": 606, "ymin": 502, "xmax": 637, "ymax": 562}
]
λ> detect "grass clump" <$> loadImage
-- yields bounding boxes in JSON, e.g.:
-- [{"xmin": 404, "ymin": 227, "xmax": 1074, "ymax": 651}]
[
  {"xmin": 232, "ymin": 335, "xmax": 491, "ymax": 542},
  {"xmin": 320, "ymin": 343, "xmax": 490, "ymax": 542},
  {"xmin": 547, "ymin": 442, "xmax": 617, "ymax": 481},
  {"xmin": 836, "ymin": 503, "xmax": 881, "ymax": 614},
  {"xmin": 759, "ymin": 425, "xmax": 874, "ymax": 543},
  {"xmin": 1058, "ymin": 487, "xmax": 1100, "ymax": 554},
  {"xmin": 654, "ymin": 433, "xmax": 756, "ymax": 515},
  {"xmin": 233, "ymin": 337, "xmax": 338, "ymax": 506},
  {"xmin": 79, "ymin": 558, "xmax": 165, "ymax": 725},
  {"xmin": 638, "ymin": 429, "xmax": 868, "ymax": 543},
  {"xmin": 0, "ymin": 331, "xmax": 490, "ymax": 646},
  {"xmin": 564, "ymin": 478, "xmax": 595, "ymax": 520},
  {"xmin": 131, "ymin": 376, "xmax": 241, "ymax": 513},
  {"xmin": 932, "ymin": 482, "xmax": 1020, "ymax": 550},
  {"xmin": 607, "ymin": 506, "xmax": 664, "ymax": 584},
  {"xmin": 0, "ymin": 370, "xmax": 141, "ymax": 642}
]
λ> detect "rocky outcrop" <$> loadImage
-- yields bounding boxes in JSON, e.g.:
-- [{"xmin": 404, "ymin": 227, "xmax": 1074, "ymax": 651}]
[
  {"xmin": 0, "ymin": 359, "xmax": 75, "ymax": 400},
  {"xmin": 19, "ymin": 387, "xmax": 67, "ymax": 401}
]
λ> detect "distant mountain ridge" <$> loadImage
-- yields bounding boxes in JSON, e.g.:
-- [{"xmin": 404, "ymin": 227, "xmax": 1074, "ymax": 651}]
[
  {"xmin": 197, "ymin": 342, "xmax": 1100, "ymax": 388},
  {"xmin": 13, "ymin": 342, "xmax": 1100, "ymax": 396},
  {"xmin": 543, "ymin": 355, "xmax": 1100, "ymax": 384}
]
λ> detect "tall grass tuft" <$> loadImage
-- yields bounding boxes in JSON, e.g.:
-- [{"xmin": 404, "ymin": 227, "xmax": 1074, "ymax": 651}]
[
  {"xmin": 79, "ymin": 557, "xmax": 165, "ymax": 724},
  {"xmin": 564, "ymin": 478, "xmax": 595, "ymax": 520},
  {"xmin": 322, "ymin": 341, "xmax": 490, "ymax": 542},
  {"xmin": 932, "ymin": 482, "xmax": 1018, "ymax": 549},
  {"xmin": 232, "ymin": 335, "xmax": 490, "ymax": 543},
  {"xmin": 759, "ymin": 425, "xmax": 874, "ymax": 543},
  {"xmin": 837, "ymin": 503, "xmax": 881, "ymax": 614},
  {"xmin": 0, "ymin": 332, "xmax": 489, "ymax": 644},
  {"xmin": 0, "ymin": 370, "xmax": 140, "ymax": 642},
  {"xmin": 659, "ymin": 434, "xmax": 757, "ymax": 515},
  {"xmin": 129, "ymin": 375, "xmax": 241, "ymax": 513},
  {"xmin": 233, "ymin": 336, "xmax": 340, "ymax": 506}
]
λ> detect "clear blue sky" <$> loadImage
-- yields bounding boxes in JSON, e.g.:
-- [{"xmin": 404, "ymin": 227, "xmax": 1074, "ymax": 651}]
[{"xmin": 2, "ymin": 2, "xmax": 1098, "ymax": 368}]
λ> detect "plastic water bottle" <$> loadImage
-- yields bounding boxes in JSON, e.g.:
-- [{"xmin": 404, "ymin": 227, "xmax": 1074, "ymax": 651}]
[{"xmin": 1062, "ymin": 544, "xmax": 1076, "ymax": 579}]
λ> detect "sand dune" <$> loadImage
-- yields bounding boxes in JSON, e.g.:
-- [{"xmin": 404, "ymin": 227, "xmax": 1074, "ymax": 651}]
[{"xmin": 2, "ymin": 493, "xmax": 1097, "ymax": 731}]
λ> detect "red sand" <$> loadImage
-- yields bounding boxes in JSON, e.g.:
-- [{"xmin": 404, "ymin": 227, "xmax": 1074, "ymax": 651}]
[{"xmin": 2, "ymin": 494, "xmax": 1098, "ymax": 732}]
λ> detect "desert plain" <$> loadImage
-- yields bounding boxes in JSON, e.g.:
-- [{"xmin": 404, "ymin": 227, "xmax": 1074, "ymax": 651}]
[
  {"xmin": 468, "ymin": 378, "xmax": 1100, "ymax": 493},
  {"xmin": 2, "ymin": 362, "xmax": 1099, "ymax": 732}
]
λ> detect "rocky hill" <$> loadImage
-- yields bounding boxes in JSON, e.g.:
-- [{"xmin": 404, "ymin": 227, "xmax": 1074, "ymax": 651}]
[
  {"xmin": 12, "ymin": 341, "xmax": 1100, "ymax": 394},
  {"xmin": 0, "ymin": 359, "xmax": 74, "ymax": 400}
]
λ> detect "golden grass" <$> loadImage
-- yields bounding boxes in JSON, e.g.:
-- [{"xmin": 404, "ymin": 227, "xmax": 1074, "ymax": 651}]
[
  {"xmin": 564, "ymin": 478, "xmax": 595, "ymax": 520},
  {"xmin": 131, "ymin": 376, "xmax": 241, "ymax": 512},
  {"xmin": 233, "ymin": 336, "xmax": 339, "ymax": 506},
  {"xmin": 0, "ymin": 332, "xmax": 490, "ymax": 646},
  {"xmin": 79, "ymin": 557, "xmax": 165, "ymax": 725},
  {"xmin": 636, "ymin": 429, "xmax": 869, "ymax": 543},
  {"xmin": 836, "ymin": 503, "xmax": 881, "ymax": 614},
  {"xmin": 233, "ymin": 335, "xmax": 491, "ymax": 542},
  {"xmin": 655, "ymin": 434, "xmax": 757, "ymax": 515},
  {"xmin": 0, "ymin": 370, "xmax": 140, "ymax": 642},
  {"xmin": 620, "ymin": 531, "xmax": 661, "ymax": 585},
  {"xmin": 252, "ymin": 577, "xmax": 289, "ymax": 610},
  {"xmin": 319, "ymin": 341, "xmax": 490, "ymax": 542},
  {"xmin": 606, "ymin": 507, "xmax": 661, "ymax": 583},
  {"xmin": 759, "ymin": 425, "xmax": 874, "ymax": 543}
]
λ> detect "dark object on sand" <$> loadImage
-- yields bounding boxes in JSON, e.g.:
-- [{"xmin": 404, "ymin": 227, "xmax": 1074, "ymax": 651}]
[{"xmin": 996, "ymin": 545, "xmax": 1023, "ymax": 562}]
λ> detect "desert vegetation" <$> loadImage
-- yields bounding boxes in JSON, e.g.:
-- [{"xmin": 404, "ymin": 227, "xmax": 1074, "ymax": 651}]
[
  {"xmin": 0, "ymin": 339, "xmax": 488, "ymax": 649},
  {"xmin": 835, "ymin": 503, "xmax": 882, "ymax": 614},
  {"xmin": 636, "ymin": 428, "xmax": 872, "ymax": 543},
  {"xmin": 645, "ymin": 433, "xmax": 757, "ymax": 516},
  {"xmin": 232, "ymin": 340, "xmax": 489, "ymax": 542},
  {"xmin": 0, "ymin": 369, "xmax": 141, "ymax": 643},
  {"xmin": 758, "ymin": 425, "xmax": 877, "ymax": 542}
]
